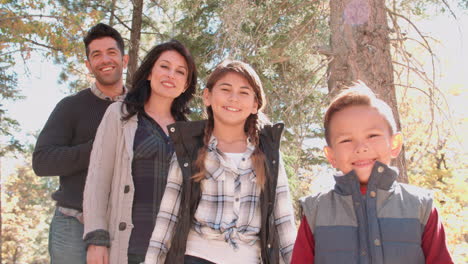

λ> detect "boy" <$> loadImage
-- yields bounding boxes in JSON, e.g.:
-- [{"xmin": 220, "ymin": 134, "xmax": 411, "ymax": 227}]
[{"xmin": 291, "ymin": 83, "xmax": 453, "ymax": 264}]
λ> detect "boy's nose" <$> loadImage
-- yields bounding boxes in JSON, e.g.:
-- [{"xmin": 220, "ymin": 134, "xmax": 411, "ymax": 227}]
[{"xmin": 355, "ymin": 143, "xmax": 369, "ymax": 153}]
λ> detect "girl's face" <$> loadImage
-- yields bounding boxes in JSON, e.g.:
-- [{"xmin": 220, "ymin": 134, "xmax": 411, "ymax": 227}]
[
  {"xmin": 147, "ymin": 50, "xmax": 188, "ymax": 101},
  {"xmin": 203, "ymin": 72, "xmax": 258, "ymax": 128}
]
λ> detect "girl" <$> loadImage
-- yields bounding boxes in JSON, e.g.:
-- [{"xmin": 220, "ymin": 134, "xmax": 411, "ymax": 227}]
[
  {"xmin": 144, "ymin": 60, "xmax": 296, "ymax": 264},
  {"xmin": 83, "ymin": 40, "xmax": 197, "ymax": 264}
]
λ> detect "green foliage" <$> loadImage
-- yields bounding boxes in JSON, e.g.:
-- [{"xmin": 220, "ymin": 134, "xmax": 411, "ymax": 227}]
[
  {"xmin": 0, "ymin": 0, "xmax": 105, "ymax": 155},
  {"xmin": 2, "ymin": 154, "xmax": 58, "ymax": 263}
]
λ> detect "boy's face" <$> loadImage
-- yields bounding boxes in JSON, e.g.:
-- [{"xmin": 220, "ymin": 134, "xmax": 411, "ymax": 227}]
[{"xmin": 324, "ymin": 105, "xmax": 402, "ymax": 184}]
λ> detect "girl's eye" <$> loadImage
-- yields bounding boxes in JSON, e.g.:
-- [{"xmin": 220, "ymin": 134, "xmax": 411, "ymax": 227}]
[
  {"xmin": 240, "ymin": 91, "xmax": 250, "ymax": 95},
  {"xmin": 369, "ymin": 134, "xmax": 380, "ymax": 138},
  {"xmin": 176, "ymin": 70, "xmax": 186, "ymax": 75}
]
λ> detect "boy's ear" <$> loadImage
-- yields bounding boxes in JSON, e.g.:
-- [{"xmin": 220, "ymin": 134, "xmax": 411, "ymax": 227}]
[
  {"xmin": 390, "ymin": 132, "xmax": 403, "ymax": 158},
  {"xmin": 324, "ymin": 146, "xmax": 337, "ymax": 168}
]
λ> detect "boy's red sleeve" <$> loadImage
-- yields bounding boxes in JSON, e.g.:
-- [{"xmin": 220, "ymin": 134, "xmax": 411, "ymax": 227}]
[
  {"xmin": 291, "ymin": 215, "xmax": 314, "ymax": 264},
  {"xmin": 422, "ymin": 207, "xmax": 453, "ymax": 264}
]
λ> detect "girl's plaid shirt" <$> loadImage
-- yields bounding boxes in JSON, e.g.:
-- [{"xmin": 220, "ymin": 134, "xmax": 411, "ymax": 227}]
[{"xmin": 144, "ymin": 136, "xmax": 297, "ymax": 263}]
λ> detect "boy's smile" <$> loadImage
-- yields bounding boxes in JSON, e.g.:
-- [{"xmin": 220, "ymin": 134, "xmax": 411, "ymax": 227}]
[{"xmin": 324, "ymin": 105, "xmax": 402, "ymax": 184}]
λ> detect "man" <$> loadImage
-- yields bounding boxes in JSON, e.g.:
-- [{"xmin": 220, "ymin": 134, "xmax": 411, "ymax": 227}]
[{"xmin": 32, "ymin": 23, "xmax": 128, "ymax": 264}]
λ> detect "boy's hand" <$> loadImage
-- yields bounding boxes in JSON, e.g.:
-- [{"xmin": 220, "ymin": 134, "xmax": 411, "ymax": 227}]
[{"xmin": 87, "ymin": 245, "xmax": 109, "ymax": 264}]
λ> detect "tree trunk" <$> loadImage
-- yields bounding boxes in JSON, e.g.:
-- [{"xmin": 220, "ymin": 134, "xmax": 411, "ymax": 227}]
[
  {"xmin": 125, "ymin": 0, "xmax": 143, "ymax": 88},
  {"xmin": 328, "ymin": 0, "xmax": 408, "ymax": 182},
  {"xmin": 108, "ymin": 0, "xmax": 117, "ymax": 26}
]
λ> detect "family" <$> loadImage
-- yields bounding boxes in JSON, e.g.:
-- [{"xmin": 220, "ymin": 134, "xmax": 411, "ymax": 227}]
[{"xmin": 32, "ymin": 23, "xmax": 453, "ymax": 264}]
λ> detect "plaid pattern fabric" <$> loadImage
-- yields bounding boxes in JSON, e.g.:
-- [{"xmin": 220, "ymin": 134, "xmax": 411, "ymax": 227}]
[
  {"xmin": 145, "ymin": 136, "xmax": 296, "ymax": 264},
  {"xmin": 90, "ymin": 82, "xmax": 127, "ymax": 101}
]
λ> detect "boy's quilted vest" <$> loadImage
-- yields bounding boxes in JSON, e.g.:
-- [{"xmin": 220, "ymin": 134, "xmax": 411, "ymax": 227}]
[{"xmin": 301, "ymin": 162, "xmax": 433, "ymax": 264}]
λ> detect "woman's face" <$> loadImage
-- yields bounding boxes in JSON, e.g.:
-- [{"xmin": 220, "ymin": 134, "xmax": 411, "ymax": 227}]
[
  {"xmin": 203, "ymin": 72, "xmax": 258, "ymax": 128},
  {"xmin": 147, "ymin": 50, "xmax": 188, "ymax": 101}
]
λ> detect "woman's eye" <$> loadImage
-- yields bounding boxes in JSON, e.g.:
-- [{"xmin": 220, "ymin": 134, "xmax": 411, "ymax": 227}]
[{"xmin": 161, "ymin": 65, "xmax": 169, "ymax": 69}]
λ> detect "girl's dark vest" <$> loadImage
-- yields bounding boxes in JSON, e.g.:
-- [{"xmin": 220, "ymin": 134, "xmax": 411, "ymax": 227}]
[{"xmin": 165, "ymin": 120, "xmax": 284, "ymax": 264}]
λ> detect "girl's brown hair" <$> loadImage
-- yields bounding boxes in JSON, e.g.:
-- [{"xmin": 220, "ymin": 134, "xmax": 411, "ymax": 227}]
[{"xmin": 192, "ymin": 60, "xmax": 269, "ymax": 188}]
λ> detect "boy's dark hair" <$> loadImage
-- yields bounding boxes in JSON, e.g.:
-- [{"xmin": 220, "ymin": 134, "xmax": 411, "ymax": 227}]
[
  {"xmin": 83, "ymin": 23, "xmax": 125, "ymax": 58},
  {"xmin": 324, "ymin": 81, "xmax": 398, "ymax": 146}
]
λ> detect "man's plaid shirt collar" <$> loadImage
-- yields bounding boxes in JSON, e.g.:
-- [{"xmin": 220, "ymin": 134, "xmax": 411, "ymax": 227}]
[{"xmin": 90, "ymin": 82, "xmax": 127, "ymax": 102}]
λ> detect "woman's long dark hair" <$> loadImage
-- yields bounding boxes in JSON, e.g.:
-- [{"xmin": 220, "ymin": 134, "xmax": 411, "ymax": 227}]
[{"xmin": 122, "ymin": 39, "xmax": 197, "ymax": 121}]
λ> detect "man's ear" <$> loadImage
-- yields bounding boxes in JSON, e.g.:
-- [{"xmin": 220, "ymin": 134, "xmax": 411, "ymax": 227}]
[
  {"xmin": 122, "ymin": 54, "xmax": 129, "ymax": 69},
  {"xmin": 85, "ymin": 60, "xmax": 91, "ymax": 73},
  {"xmin": 202, "ymin": 88, "xmax": 211, "ymax": 107},
  {"xmin": 324, "ymin": 146, "xmax": 337, "ymax": 168},
  {"xmin": 390, "ymin": 132, "xmax": 403, "ymax": 158}
]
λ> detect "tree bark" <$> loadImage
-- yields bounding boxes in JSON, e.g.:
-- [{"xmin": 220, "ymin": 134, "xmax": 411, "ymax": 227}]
[
  {"xmin": 108, "ymin": 0, "xmax": 117, "ymax": 27},
  {"xmin": 125, "ymin": 0, "xmax": 143, "ymax": 88},
  {"xmin": 328, "ymin": 0, "xmax": 407, "ymax": 182}
]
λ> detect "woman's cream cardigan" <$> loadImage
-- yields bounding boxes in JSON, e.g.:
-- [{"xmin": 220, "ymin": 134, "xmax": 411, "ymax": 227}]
[{"xmin": 83, "ymin": 102, "xmax": 138, "ymax": 264}]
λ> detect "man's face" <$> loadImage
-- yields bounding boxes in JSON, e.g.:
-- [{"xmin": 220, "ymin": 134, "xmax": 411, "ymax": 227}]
[
  {"xmin": 85, "ymin": 37, "xmax": 128, "ymax": 87},
  {"xmin": 324, "ymin": 105, "xmax": 402, "ymax": 184}
]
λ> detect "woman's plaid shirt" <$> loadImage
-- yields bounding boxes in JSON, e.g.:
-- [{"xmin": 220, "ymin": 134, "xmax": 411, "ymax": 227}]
[{"xmin": 144, "ymin": 136, "xmax": 297, "ymax": 263}]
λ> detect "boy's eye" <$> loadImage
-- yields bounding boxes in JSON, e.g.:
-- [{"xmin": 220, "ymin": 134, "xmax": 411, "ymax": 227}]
[
  {"xmin": 369, "ymin": 134, "xmax": 380, "ymax": 138},
  {"xmin": 339, "ymin": 139, "xmax": 351, "ymax": 143}
]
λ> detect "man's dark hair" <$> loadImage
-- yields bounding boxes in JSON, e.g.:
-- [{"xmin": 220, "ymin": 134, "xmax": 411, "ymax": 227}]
[{"xmin": 83, "ymin": 23, "xmax": 125, "ymax": 59}]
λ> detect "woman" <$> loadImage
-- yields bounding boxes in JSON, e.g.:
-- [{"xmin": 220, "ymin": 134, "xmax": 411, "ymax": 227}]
[
  {"xmin": 144, "ymin": 60, "xmax": 296, "ymax": 264},
  {"xmin": 83, "ymin": 40, "xmax": 197, "ymax": 264}
]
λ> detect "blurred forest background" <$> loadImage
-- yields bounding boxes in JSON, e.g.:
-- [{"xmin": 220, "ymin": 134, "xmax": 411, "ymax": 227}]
[{"xmin": 1, "ymin": 0, "xmax": 467, "ymax": 263}]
